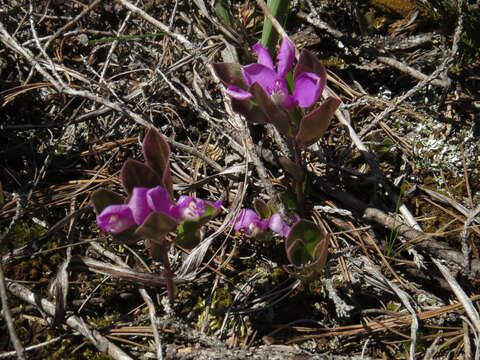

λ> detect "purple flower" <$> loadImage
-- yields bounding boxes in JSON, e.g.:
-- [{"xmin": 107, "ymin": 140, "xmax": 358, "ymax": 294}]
[
  {"xmin": 96, "ymin": 204, "xmax": 136, "ymax": 234},
  {"xmin": 233, "ymin": 207, "xmax": 298, "ymax": 238},
  {"xmin": 175, "ymin": 196, "xmax": 206, "ymax": 221},
  {"xmin": 233, "ymin": 209, "xmax": 268, "ymax": 237},
  {"xmin": 226, "ymin": 38, "xmax": 324, "ymax": 109},
  {"xmin": 268, "ymin": 213, "xmax": 291, "ymax": 237},
  {"xmin": 97, "ymin": 185, "xmax": 222, "ymax": 234},
  {"xmin": 146, "ymin": 186, "xmax": 177, "ymax": 217},
  {"xmin": 129, "ymin": 187, "xmax": 152, "ymax": 224}
]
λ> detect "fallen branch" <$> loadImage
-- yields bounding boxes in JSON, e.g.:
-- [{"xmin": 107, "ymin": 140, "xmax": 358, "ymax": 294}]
[{"xmin": 318, "ymin": 181, "xmax": 480, "ymax": 276}]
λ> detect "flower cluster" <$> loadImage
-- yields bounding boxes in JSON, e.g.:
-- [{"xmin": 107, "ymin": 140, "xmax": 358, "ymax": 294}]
[
  {"xmin": 214, "ymin": 37, "xmax": 340, "ymax": 148},
  {"xmin": 233, "ymin": 209, "xmax": 291, "ymax": 237},
  {"xmin": 92, "ymin": 128, "xmax": 222, "ymax": 252},
  {"xmin": 232, "ymin": 198, "xmax": 296, "ymax": 238},
  {"xmin": 97, "ymin": 185, "xmax": 221, "ymax": 234},
  {"xmin": 226, "ymin": 38, "xmax": 323, "ymax": 109}
]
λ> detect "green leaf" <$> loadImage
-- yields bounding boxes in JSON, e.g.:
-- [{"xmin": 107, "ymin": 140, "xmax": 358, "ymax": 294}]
[
  {"xmin": 285, "ymin": 72, "xmax": 294, "ymax": 94},
  {"xmin": 286, "ymin": 238, "xmax": 308, "ymax": 267},
  {"xmin": 295, "ymin": 97, "xmax": 341, "ymax": 148},
  {"xmin": 285, "ymin": 219, "xmax": 327, "ymax": 265},
  {"xmin": 121, "ymin": 159, "xmax": 162, "ymax": 196},
  {"xmin": 279, "ymin": 190, "xmax": 299, "ymax": 212},
  {"xmin": 91, "ymin": 189, "xmax": 125, "ymax": 214},
  {"xmin": 142, "ymin": 128, "xmax": 173, "ymax": 198},
  {"xmin": 215, "ymin": 0, "xmax": 233, "ymax": 26},
  {"xmin": 176, "ymin": 220, "xmax": 202, "ymax": 250},
  {"xmin": 175, "ymin": 202, "xmax": 220, "ymax": 249},
  {"xmin": 312, "ymin": 236, "xmax": 329, "ymax": 272},
  {"xmin": 261, "ymin": 0, "xmax": 290, "ymax": 56}
]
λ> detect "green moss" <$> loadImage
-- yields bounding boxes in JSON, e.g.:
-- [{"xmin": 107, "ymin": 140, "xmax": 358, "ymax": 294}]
[
  {"xmin": 322, "ymin": 56, "xmax": 346, "ymax": 70},
  {"xmin": 86, "ymin": 313, "xmax": 120, "ymax": 328},
  {"xmin": 81, "ymin": 348, "xmax": 114, "ymax": 360},
  {"xmin": 7, "ymin": 221, "xmax": 48, "ymax": 251},
  {"xmin": 194, "ymin": 287, "xmax": 234, "ymax": 333}
]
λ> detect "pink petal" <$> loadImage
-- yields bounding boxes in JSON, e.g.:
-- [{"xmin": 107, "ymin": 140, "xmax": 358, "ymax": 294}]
[
  {"xmin": 292, "ymin": 72, "xmax": 322, "ymax": 108},
  {"xmin": 176, "ymin": 196, "xmax": 206, "ymax": 221},
  {"xmin": 268, "ymin": 213, "xmax": 291, "ymax": 237},
  {"xmin": 210, "ymin": 200, "xmax": 222, "ymax": 210},
  {"xmin": 128, "ymin": 187, "xmax": 152, "ymax": 224},
  {"xmin": 252, "ymin": 43, "xmax": 274, "ymax": 70},
  {"xmin": 147, "ymin": 186, "xmax": 174, "ymax": 215},
  {"xmin": 226, "ymin": 86, "xmax": 252, "ymax": 101},
  {"xmin": 233, "ymin": 209, "xmax": 258, "ymax": 230},
  {"xmin": 276, "ymin": 37, "xmax": 295, "ymax": 77},
  {"xmin": 233, "ymin": 209, "xmax": 268, "ymax": 237},
  {"xmin": 242, "ymin": 64, "xmax": 277, "ymax": 91},
  {"xmin": 97, "ymin": 204, "xmax": 135, "ymax": 234}
]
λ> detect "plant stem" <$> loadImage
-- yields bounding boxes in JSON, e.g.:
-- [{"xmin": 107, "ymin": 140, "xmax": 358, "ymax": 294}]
[
  {"xmin": 160, "ymin": 244, "xmax": 175, "ymax": 303},
  {"xmin": 294, "ymin": 142, "xmax": 305, "ymax": 215}
]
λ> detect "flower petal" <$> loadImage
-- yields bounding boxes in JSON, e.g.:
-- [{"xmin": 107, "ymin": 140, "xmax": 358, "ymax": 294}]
[
  {"xmin": 226, "ymin": 86, "xmax": 253, "ymax": 101},
  {"xmin": 147, "ymin": 186, "xmax": 174, "ymax": 216},
  {"xmin": 128, "ymin": 187, "xmax": 152, "ymax": 224},
  {"xmin": 276, "ymin": 37, "xmax": 295, "ymax": 77},
  {"xmin": 292, "ymin": 72, "xmax": 322, "ymax": 108},
  {"xmin": 211, "ymin": 200, "xmax": 222, "ymax": 209},
  {"xmin": 97, "ymin": 204, "xmax": 135, "ymax": 233},
  {"xmin": 176, "ymin": 196, "xmax": 206, "ymax": 221},
  {"xmin": 252, "ymin": 43, "xmax": 274, "ymax": 70},
  {"xmin": 242, "ymin": 64, "xmax": 277, "ymax": 92},
  {"xmin": 233, "ymin": 209, "xmax": 268, "ymax": 237},
  {"xmin": 268, "ymin": 213, "xmax": 291, "ymax": 237},
  {"xmin": 233, "ymin": 209, "xmax": 258, "ymax": 230}
]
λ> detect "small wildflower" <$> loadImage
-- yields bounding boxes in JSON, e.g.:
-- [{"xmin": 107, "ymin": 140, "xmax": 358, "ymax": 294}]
[
  {"xmin": 233, "ymin": 209, "xmax": 268, "ymax": 237},
  {"xmin": 96, "ymin": 205, "xmax": 136, "ymax": 234},
  {"xmin": 226, "ymin": 38, "xmax": 324, "ymax": 109}
]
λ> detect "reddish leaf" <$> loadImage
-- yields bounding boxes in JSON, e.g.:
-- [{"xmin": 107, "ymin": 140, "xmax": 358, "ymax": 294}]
[
  {"xmin": 91, "ymin": 189, "xmax": 125, "ymax": 214},
  {"xmin": 142, "ymin": 128, "xmax": 173, "ymax": 198},
  {"xmin": 295, "ymin": 97, "xmax": 341, "ymax": 148},
  {"xmin": 136, "ymin": 212, "xmax": 178, "ymax": 246},
  {"xmin": 112, "ymin": 226, "xmax": 142, "ymax": 244},
  {"xmin": 231, "ymin": 98, "xmax": 269, "ymax": 124},
  {"xmin": 293, "ymin": 49, "xmax": 327, "ymax": 94},
  {"xmin": 250, "ymin": 82, "xmax": 293, "ymax": 136},
  {"xmin": 212, "ymin": 62, "xmax": 244, "ymax": 88},
  {"xmin": 253, "ymin": 198, "xmax": 271, "ymax": 219},
  {"xmin": 285, "ymin": 219, "xmax": 328, "ymax": 272},
  {"xmin": 121, "ymin": 159, "xmax": 162, "ymax": 196}
]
